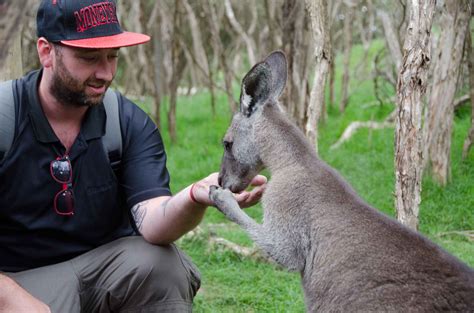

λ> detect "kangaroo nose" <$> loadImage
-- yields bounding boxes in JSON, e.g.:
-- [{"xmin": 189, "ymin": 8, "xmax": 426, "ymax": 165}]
[{"xmin": 217, "ymin": 173, "xmax": 223, "ymax": 187}]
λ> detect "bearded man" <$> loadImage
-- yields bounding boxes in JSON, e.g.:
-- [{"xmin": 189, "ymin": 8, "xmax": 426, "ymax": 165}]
[{"xmin": 0, "ymin": 1, "xmax": 265, "ymax": 312}]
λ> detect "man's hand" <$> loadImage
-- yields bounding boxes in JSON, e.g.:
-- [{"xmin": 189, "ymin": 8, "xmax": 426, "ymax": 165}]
[
  {"xmin": 0, "ymin": 274, "xmax": 51, "ymax": 313},
  {"xmin": 192, "ymin": 172, "xmax": 267, "ymax": 208}
]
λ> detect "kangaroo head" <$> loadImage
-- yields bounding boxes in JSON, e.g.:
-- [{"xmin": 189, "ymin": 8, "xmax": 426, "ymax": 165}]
[{"xmin": 218, "ymin": 51, "xmax": 287, "ymax": 192}]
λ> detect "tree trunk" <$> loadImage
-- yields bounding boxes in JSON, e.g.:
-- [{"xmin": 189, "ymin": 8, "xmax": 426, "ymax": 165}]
[
  {"xmin": 0, "ymin": 1, "xmax": 23, "ymax": 70},
  {"xmin": 425, "ymin": 0, "xmax": 471, "ymax": 185},
  {"xmin": 339, "ymin": 2, "xmax": 355, "ymax": 113},
  {"xmin": 264, "ymin": 0, "xmax": 282, "ymax": 49},
  {"xmin": 0, "ymin": 0, "xmax": 29, "ymax": 79},
  {"xmin": 224, "ymin": 0, "xmax": 256, "ymax": 66},
  {"xmin": 305, "ymin": 0, "xmax": 331, "ymax": 153},
  {"xmin": 147, "ymin": 1, "xmax": 163, "ymax": 128},
  {"xmin": 204, "ymin": 0, "xmax": 238, "ymax": 113},
  {"xmin": 167, "ymin": 3, "xmax": 186, "ymax": 143},
  {"xmin": 394, "ymin": 0, "xmax": 435, "ymax": 231},
  {"xmin": 328, "ymin": 53, "xmax": 336, "ymax": 108},
  {"xmin": 462, "ymin": 30, "xmax": 474, "ymax": 160},
  {"xmin": 151, "ymin": 26, "xmax": 162, "ymax": 129},
  {"xmin": 0, "ymin": 29, "xmax": 22, "ymax": 81},
  {"xmin": 181, "ymin": 0, "xmax": 216, "ymax": 116},
  {"xmin": 377, "ymin": 9, "xmax": 403, "ymax": 71},
  {"xmin": 281, "ymin": 0, "xmax": 310, "ymax": 130},
  {"xmin": 327, "ymin": 0, "xmax": 342, "ymax": 109}
]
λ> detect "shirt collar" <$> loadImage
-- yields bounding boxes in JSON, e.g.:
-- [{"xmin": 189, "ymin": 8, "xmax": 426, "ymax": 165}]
[{"xmin": 27, "ymin": 69, "xmax": 106, "ymax": 144}]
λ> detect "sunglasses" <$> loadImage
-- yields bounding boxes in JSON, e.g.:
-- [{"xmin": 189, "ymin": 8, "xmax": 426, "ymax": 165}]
[{"xmin": 50, "ymin": 155, "xmax": 75, "ymax": 216}]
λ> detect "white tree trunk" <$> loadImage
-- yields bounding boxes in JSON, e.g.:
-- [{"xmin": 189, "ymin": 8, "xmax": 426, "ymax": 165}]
[
  {"xmin": 0, "ymin": 1, "xmax": 26, "ymax": 80},
  {"xmin": 224, "ymin": 0, "xmax": 256, "ymax": 66},
  {"xmin": 305, "ymin": 0, "xmax": 331, "ymax": 153},
  {"xmin": 425, "ymin": 0, "xmax": 471, "ymax": 185},
  {"xmin": 377, "ymin": 9, "xmax": 403, "ymax": 70},
  {"xmin": 0, "ymin": 31, "xmax": 22, "ymax": 81},
  {"xmin": 339, "ymin": 2, "xmax": 355, "ymax": 113},
  {"xmin": 463, "ymin": 30, "xmax": 474, "ymax": 160},
  {"xmin": 394, "ymin": 0, "xmax": 435, "ymax": 231}
]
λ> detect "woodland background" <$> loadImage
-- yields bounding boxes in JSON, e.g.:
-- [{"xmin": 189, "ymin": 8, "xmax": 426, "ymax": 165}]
[{"xmin": 1, "ymin": 0, "xmax": 473, "ymax": 311}]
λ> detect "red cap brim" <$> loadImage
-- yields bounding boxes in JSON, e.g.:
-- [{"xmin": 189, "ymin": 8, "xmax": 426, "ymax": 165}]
[{"xmin": 60, "ymin": 31, "xmax": 150, "ymax": 49}]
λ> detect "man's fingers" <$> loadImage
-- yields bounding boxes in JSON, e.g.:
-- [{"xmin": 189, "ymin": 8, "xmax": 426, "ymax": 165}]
[
  {"xmin": 249, "ymin": 175, "xmax": 267, "ymax": 186},
  {"xmin": 234, "ymin": 191, "xmax": 250, "ymax": 203}
]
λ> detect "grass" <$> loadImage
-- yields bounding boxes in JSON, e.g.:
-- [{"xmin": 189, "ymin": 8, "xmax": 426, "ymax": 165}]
[{"xmin": 135, "ymin": 40, "xmax": 474, "ymax": 312}]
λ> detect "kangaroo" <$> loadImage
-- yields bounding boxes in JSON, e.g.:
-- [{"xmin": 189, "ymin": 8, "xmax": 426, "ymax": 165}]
[{"xmin": 209, "ymin": 51, "xmax": 474, "ymax": 312}]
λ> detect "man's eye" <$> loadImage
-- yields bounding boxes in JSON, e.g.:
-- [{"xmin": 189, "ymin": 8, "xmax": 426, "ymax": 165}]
[{"xmin": 80, "ymin": 56, "xmax": 97, "ymax": 62}]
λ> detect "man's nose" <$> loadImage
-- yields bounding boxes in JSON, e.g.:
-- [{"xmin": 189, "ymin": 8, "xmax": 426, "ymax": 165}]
[{"xmin": 95, "ymin": 59, "xmax": 115, "ymax": 82}]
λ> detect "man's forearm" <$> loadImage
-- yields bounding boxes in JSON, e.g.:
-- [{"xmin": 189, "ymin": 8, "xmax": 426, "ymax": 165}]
[
  {"xmin": 0, "ymin": 274, "xmax": 50, "ymax": 313},
  {"xmin": 133, "ymin": 184, "xmax": 208, "ymax": 245},
  {"xmin": 132, "ymin": 172, "xmax": 266, "ymax": 245}
]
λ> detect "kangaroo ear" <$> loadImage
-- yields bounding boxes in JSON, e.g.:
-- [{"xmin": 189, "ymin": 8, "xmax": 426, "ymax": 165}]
[
  {"xmin": 240, "ymin": 63, "xmax": 271, "ymax": 117},
  {"xmin": 240, "ymin": 51, "xmax": 287, "ymax": 117},
  {"xmin": 264, "ymin": 50, "xmax": 287, "ymax": 101}
]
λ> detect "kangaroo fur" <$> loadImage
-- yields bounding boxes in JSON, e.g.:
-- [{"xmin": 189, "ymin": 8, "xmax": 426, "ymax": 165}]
[{"xmin": 209, "ymin": 51, "xmax": 474, "ymax": 312}]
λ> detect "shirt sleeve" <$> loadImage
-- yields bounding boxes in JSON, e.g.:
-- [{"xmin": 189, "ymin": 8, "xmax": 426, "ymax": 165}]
[{"xmin": 118, "ymin": 95, "xmax": 172, "ymax": 208}]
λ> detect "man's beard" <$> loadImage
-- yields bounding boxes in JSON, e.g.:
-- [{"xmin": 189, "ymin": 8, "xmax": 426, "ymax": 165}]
[{"xmin": 49, "ymin": 58, "xmax": 111, "ymax": 108}]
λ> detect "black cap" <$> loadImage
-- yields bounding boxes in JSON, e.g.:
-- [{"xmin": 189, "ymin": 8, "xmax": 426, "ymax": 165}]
[{"xmin": 36, "ymin": 0, "xmax": 150, "ymax": 49}]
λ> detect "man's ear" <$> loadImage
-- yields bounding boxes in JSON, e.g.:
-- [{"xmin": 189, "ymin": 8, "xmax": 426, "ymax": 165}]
[
  {"xmin": 239, "ymin": 51, "xmax": 288, "ymax": 117},
  {"xmin": 37, "ymin": 37, "xmax": 54, "ymax": 68}
]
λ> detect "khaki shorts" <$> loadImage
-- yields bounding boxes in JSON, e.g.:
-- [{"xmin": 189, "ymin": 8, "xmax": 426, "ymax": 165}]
[{"xmin": 7, "ymin": 236, "xmax": 201, "ymax": 313}]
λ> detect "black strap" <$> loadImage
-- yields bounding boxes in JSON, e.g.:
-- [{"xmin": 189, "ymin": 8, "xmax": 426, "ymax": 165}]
[{"xmin": 0, "ymin": 80, "xmax": 15, "ymax": 161}]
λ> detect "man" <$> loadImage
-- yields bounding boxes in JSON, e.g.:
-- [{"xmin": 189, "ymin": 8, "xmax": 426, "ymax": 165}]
[{"xmin": 0, "ymin": 1, "xmax": 266, "ymax": 312}]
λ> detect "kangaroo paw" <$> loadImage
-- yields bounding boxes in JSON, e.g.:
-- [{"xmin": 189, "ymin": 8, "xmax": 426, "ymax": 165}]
[{"xmin": 209, "ymin": 185, "xmax": 242, "ymax": 221}]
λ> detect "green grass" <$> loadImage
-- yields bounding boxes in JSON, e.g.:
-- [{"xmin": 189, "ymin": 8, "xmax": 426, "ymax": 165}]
[{"xmin": 135, "ymin": 40, "xmax": 474, "ymax": 312}]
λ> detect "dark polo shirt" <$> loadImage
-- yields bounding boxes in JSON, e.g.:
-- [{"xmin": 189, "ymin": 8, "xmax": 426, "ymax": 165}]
[{"xmin": 0, "ymin": 70, "xmax": 171, "ymax": 272}]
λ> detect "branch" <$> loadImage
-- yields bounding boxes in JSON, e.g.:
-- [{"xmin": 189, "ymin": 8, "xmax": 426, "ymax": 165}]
[
  {"xmin": 435, "ymin": 230, "xmax": 474, "ymax": 242},
  {"xmin": 454, "ymin": 94, "xmax": 470, "ymax": 110},
  {"xmin": 330, "ymin": 110, "xmax": 396, "ymax": 150},
  {"xmin": 180, "ymin": 224, "xmax": 273, "ymax": 263},
  {"xmin": 224, "ymin": 0, "xmax": 256, "ymax": 65}
]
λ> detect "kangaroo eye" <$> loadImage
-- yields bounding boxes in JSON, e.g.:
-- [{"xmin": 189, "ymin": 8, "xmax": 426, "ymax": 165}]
[{"xmin": 223, "ymin": 140, "xmax": 233, "ymax": 151}]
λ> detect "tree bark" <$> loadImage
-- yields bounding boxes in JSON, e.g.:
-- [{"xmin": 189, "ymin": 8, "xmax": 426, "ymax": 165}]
[
  {"xmin": 339, "ymin": 1, "xmax": 355, "ymax": 113},
  {"xmin": 181, "ymin": 0, "xmax": 209, "ymax": 80},
  {"xmin": 425, "ymin": 0, "xmax": 471, "ymax": 185},
  {"xmin": 327, "ymin": 0, "xmax": 343, "ymax": 108},
  {"xmin": 0, "ymin": 1, "xmax": 23, "ymax": 70},
  {"xmin": 394, "ymin": 0, "xmax": 435, "ymax": 231},
  {"xmin": 264, "ymin": 0, "xmax": 282, "ymax": 49},
  {"xmin": 281, "ymin": 0, "xmax": 310, "ymax": 130},
  {"xmin": 148, "ymin": 1, "xmax": 163, "ymax": 128},
  {"xmin": 224, "ymin": 0, "xmax": 256, "ymax": 66},
  {"xmin": 0, "ymin": 0, "xmax": 31, "ymax": 79},
  {"xmin": 462, "ymin": 30, "xmax": 474, "ymax": 160},
  {"xmin": 204, "ymin": 0, "xmax": 238, "ymax": 113},
  {"xmin": 0, "ymin": 29, "xmax": 22, "ymax": 81},
  {"xmin": 377, "ymin": 9, "xmax": 403, "ymax": 71},
  {"xmin": 167, "ymin": 2, "xmax": 187, "ymax": 143},
  {"xmin": 305, "ymin": 0, "xmax": 331, "ymax": 152}
]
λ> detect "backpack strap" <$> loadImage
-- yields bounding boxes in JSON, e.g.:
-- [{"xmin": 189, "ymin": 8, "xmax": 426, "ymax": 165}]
[
  {"xmin": 0, "ymin": 80, "xmax": 15, "ymax": 162},
  {"xmin": 0, "ymin": 81, "xmax": 122, "ymax": 167},
  {"xmin": 102, "ymin": 89, "xmax": 122, "ymax": 170}
]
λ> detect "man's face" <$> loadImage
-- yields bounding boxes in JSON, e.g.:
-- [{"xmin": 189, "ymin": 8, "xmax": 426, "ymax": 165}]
[{"xmin": 50, "ymin": 44, "xmax": 119, "ymax": 107}]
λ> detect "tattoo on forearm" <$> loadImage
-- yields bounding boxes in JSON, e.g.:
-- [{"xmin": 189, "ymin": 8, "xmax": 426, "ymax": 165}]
[{"xmin": 131, "ymin": 201, "xmax": 148, "ymax": 231}]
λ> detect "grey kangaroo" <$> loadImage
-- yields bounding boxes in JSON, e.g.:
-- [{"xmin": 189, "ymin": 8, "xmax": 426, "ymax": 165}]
[{"xmin": 209, "ymin": 51, "xmax": 474, "ymax": 312}]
